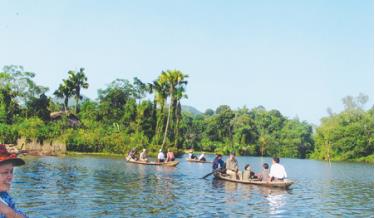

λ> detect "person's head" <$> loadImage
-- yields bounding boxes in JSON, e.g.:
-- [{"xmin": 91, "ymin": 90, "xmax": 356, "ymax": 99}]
[
  {"xmin": 244, "ymin": 164, "xmax": 250, "ymax": 170},
  {"xmin": 229, "ymin": 152, "xmax": 236, "ymax": 160},
  {"xmin": 143, "ymin": 148, "xmax": 146, "ymax": 152},
  {"xmin": 167, "ymin": 149, "xmax": 170, "ymax": 152},
  {"xmin": 216, "ymin": 154, "xmax": 222, "ymax": 160},
  {"xmin": 159, "ymin": 149, "xmax": 163, "ymax": 153},
  {"xmin": 0, "ymin": 144, "xmax": 25, "ymax": 192},
  {"xmin": 263, "ymin": 163, "xmax": 269, "ymax": 169},
  {"xmin": 272, "ymin": 157, "xmax": 280, "ymax": 164}
]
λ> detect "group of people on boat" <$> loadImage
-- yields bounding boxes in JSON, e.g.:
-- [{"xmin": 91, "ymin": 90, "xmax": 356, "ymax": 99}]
[
  {"xmin": 127, "ymin": 148, "xmax": 175, "ymax": 163},
  {"xmin": 127, "ymin": 148, "xmax": 287, "ymax": 182},
  {"xmin": 188, "ymin": 150, "xmax": 206, "ymax": 161},
  {"xmin": 212, "ymin": 152, "xmax": 287, "ymax": 182}
]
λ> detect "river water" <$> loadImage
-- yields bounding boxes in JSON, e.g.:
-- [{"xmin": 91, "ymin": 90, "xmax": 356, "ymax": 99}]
[{"xmin": 10, "ymin": 155, "xmax": 374, "ymax": 217}]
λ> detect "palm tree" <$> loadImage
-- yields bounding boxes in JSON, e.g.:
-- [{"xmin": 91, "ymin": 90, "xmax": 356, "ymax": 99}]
[
  {"xmin": 67, "ymin": 68, "xmax": 89, "ymax": 114},
  {"xmin": 159, "ymin": 70, "xmax": 188, "ymax": 148},
  {"xmin": 173, "ymin": 86, "xmax": 188, "ymax": 147},
  {"xmin": 53, "ymin": 80, "xmax": 73, "ymax": 112},
  {"xmin": 151, "ymin": 80, "xmax": 169, "ymax": 142}
]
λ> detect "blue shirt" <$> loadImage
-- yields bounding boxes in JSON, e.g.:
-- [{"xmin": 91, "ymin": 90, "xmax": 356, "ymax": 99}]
[
  {"xmin": 212, "ymin": 158, "xmax": 225, "ymax": 170},
  {"xmin": 0, "ymin": 192, "xmax": 27, "ymax": 218}
]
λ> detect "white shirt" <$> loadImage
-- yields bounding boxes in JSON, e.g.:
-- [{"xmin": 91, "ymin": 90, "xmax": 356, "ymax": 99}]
[
  {"xmin": 269, "ymin": 163, "xmax": 287, "ymax": 179},
  {"xmin": 158, "ymin": 152, "xmax": 165, "ymax": 160}
]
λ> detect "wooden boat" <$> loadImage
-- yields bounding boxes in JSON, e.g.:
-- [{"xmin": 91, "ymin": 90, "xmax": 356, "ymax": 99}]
[
  {"xmin": 126, "ymin": 159, "xmax": 179, "ymax": 167},
  {"xmin": 214, "ymin": 172, "xmax": 293, "ymax": 188},
  {"xmin": 186, "ymin": 158, "xmax": 212, "ymax": 163}
]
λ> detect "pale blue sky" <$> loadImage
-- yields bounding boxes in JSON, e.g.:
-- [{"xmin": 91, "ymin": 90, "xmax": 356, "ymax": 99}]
[{"xmin": 0, "ymin": 0, "xmax": 373, "ymax": 124}]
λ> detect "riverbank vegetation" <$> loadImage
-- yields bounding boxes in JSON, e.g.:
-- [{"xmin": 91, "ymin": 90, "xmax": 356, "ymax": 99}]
[{"xmin": 0, "ymin": 65, "xmax": 373, "ymax": 162}]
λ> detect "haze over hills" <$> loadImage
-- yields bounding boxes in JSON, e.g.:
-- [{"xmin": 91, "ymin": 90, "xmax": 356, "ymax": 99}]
[{"xmin": 181, "ymin": 105, "xmax": 202, "ymax": 115}]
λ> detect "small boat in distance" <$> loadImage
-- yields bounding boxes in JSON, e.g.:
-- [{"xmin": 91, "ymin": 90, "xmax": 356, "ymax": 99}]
[
  {"xmin": 214, "ymin": 172, "xmax": 293, "ymax": 188},
  {"xmin": 126, "ymin": 159, "xmax": 179, "ymax": 167},
  {"xmin": 186, "ymin": 158, "xmax": 212, "ymax": 163}
]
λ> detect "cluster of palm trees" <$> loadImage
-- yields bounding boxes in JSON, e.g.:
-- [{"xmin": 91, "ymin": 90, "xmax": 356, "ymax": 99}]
[
  {"xmin": 54, "ymin": 68, "xmax": 188, "ymax": 148},
  {"xmin": 151, "ymin": 70, "xmax": 188, "ymax": 148},
  {"xmin": 53, "ymin": 68, "xmax": 89, "ymax": 114}
]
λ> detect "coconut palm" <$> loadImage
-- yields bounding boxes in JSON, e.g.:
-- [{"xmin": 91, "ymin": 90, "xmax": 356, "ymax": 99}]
[
  {"xmin": 67, "ymin": 68, "xmax": 89, "ymax": 113},
  {"xmin": 53, "ymin": 80, "xmax": 73, "ymax": 112},
  {"xmin": 173, "ymin": 86, "xmax": 188, "ymax": 147},
  {"xmin": 159, "ymin": 70, "xmax": 188, "ymax": 148},
  {"xmin": 151, "ymin": 79, "xmax": 169, "ymax": 142}
]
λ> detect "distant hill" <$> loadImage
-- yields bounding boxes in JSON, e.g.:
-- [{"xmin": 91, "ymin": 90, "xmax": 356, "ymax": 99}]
[{"xmin": 182, "ymin": 105, "xmax": 202, "ymax": 115}]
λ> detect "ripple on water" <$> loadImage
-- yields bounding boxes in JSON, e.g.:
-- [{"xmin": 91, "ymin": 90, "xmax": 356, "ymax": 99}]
[{"xmin": 9, "ymin": 155, "xmax": 375, "ymax": 217}]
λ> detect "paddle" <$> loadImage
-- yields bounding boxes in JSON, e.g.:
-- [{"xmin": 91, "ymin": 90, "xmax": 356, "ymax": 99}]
[
  {"xmin": 201, "ymin": 168, "xmax": 225, "ymax": 179},
  {"xmin": 201, "ymin": 170, "xmax": 217, "ymax": 179}
]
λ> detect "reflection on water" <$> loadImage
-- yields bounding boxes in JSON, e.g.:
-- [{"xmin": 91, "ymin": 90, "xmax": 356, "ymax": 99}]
[
  {"xmin": 9, "ymin": 155, "xmax": 374, "ymax": 217},
  {"xmin": 261, "ymin": 187, "xmax": 289, "ymax": 216}
]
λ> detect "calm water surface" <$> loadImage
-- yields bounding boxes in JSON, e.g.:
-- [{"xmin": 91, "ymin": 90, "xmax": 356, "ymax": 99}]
[{"xmin": 10, "ymin": 155, "xmax": 374, "ymax": 217}]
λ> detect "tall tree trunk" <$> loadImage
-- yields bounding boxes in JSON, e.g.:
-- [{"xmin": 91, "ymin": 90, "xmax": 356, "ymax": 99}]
[
  {"xmin": 170, "ymin": 98, "xmax": 177, "ymax": 143},
  {"xmin": 174, "ymin": 101, "xmax": 181, "ymax": 148},
  {"xmin": 162, "ymin": 97, "xmax": 173, "ymax": 148},
  {"xmin": 75, "ymin": 96, "xmax": 79, "ymax": 113},
  {"xmin": 155, "ymin": 99, "xmax": 165, "ymax": 143},
  {"xmin": 75, "ymin": 89, "xmax": 80, "ymax": 114},
  {"xmin": 64, "ymin": 97, "xmax": 69, "ymax": 112},
  {"xmin": 152, "ymin": 97, "xmax": 157, "ymax": 137}
]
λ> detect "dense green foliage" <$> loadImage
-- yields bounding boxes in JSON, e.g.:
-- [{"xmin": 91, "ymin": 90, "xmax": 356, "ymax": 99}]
[
  {"xmin": 310, "ymin": 95, "xmax": 374, "ymax": 162},
  {"xmin": 0, "ymin": 65, "xmax": 372, "ymax": 162}
]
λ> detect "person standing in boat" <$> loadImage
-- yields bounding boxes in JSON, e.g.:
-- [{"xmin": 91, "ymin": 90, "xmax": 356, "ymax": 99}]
[
  {"xmin": 226, "ymin": 152, "xmax": 240, "ymax": 180},
  {"xmin": 212, "ymin": 154, "xmax": 225, "ymax": 171},
  {"xmin": 166, "ymin": 149, "xmax": 175, "ymax": 162},
  {"xmin": 157, "ymin": 149, "xmax": 165, "ymax": 162},
  {"xmin": 269, "ymin": 157, "xmax": 287, "ymax": 181},
  {"xmin": 198, "ymin": 152, "xmax": 206, "ymax": 161},
  {"xmin": 139, "ymin": 149, "xmax": 148, "ymax": 162}
]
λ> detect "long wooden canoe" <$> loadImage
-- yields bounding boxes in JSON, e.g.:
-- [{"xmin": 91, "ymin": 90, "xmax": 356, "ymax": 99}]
[
  {"xmin": 214, "ymin": 172, "xmax": 293, "ymax": 188},
  {"xmin": 126, "ymin": 159, "xmax": 179, "ymax": 167},
  {"xmin": 186, "ymin": 158, "xmax": 212, "ymax": 163}
]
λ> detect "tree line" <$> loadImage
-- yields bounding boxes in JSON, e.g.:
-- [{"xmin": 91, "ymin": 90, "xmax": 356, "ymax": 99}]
[{"xmin": 0, "ymin": 65, "xmax": 373, "ymax": 162}]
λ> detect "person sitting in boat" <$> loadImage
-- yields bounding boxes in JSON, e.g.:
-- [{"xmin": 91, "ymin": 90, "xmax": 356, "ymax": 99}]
[
  {"xmin": 127, "ymin": 149, "xmax": 137, "ymax": 161},
  {"xmin": 188, "ymin": 150, "xmax": 198, "ymax": 160},
  {"xmin": 212, "ymin": 154, "xmax": 225, "ymax": 171},
  {"xmin": 139, "ymin": 149, "xmax": 148, "ymax": 162},
  {"xmin": 166, "ymin": 149, "xmax": 175, "ymax": 162},
  {"xmin": 226, "ymin": 152, "xmax": 240, "ymax": 180},
  {"xmin": 269, "ymin": 157, "xmax": 287, "ymax": 181},
  {"xmin": 198, "ymin": 152, "xmax": 206, "ymax": 161},
  {"xmin": 242, "ymin": 164, "xmax": 256, "ymax": 180},
  {"xmin": 256, "ymin": 163, "xmax": 270, "ymax": 181},
  {"xmin": 157, "ymin": 149, "xmax": 165, "ymax": 163}
]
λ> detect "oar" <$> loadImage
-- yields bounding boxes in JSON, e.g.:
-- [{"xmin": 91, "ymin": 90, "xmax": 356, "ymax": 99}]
[
  {"xmin": 202, "ymin": 169, "xmax": 225, "ymax": 179},
  {"xmin": 201, "ymin": 170, "xmax": 216, "ymax": 179}
]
